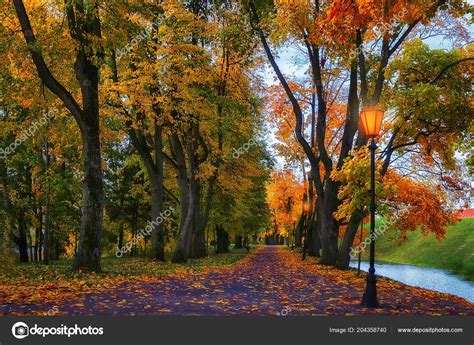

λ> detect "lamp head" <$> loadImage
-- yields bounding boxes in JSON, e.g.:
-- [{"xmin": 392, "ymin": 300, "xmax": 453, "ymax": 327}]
[{"xmin": 360, "ymin": 106, "xmax": 384, "ymax": 138}]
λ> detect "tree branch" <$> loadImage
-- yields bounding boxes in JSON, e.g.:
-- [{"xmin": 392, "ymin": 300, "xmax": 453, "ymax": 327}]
[
  {"xmin": 12, "ymin": 0, "xmax": 84, "ymax": 131},
  {"xmin": 247, "ymin": 1, "xmax": 318, "ymax": 173},
  {"xmin": 388, "ymin": 19, "xmax": 421, "ymax": 56},
  {"xmin": 431, "ymin": 57, "xmax": 474, "ymax": 83}
]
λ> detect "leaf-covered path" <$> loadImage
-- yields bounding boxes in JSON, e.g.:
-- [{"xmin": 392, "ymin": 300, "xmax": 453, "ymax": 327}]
[{"xmin": 2, "ymin": 247, "xmax": 473, "ymax": 316}]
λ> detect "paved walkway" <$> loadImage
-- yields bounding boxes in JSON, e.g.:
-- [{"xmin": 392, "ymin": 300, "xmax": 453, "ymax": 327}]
[{"xmin": 2, "ymin": 247, "xmax": 473, "ymax": 315}]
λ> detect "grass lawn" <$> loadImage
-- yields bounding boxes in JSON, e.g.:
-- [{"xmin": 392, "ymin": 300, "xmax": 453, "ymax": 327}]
[
  {"xmin": 361, "ymin": 218, "xmax": 474, "ymax": 281},
  {"xmin": 0, "ymin": 246, "xmax": 253, "ymax": 284}
]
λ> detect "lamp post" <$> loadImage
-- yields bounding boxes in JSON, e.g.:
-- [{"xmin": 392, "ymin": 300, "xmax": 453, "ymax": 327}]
[
  {"xmin": 359, "ymin": 106, "xmax": 384, "ymax": 308},
  {"xmin": 357, "ymin": 205, "xmax": 368, "ymax": 277}
]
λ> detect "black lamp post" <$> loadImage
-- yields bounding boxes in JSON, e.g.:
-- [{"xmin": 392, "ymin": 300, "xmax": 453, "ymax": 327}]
[{"xmin": 360, "ymin": 106, "xmax": 384, "ymax": 308}]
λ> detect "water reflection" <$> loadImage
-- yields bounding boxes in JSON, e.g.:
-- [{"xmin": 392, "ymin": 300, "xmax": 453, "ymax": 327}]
[{"xmin": 350, "ymin": 261, "xmax": 474, "ymax": 303}]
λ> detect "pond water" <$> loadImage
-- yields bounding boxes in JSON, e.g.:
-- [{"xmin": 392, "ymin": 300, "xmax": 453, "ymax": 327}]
[{"xmin": 349, "ymin": 260, "xmax": 474, "ymax": 303}]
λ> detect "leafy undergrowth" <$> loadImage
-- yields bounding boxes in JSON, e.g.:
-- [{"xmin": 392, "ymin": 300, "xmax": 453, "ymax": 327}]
[{"xmin": 0, "ymin": 248, "xmax": 250, "ymax": 310}]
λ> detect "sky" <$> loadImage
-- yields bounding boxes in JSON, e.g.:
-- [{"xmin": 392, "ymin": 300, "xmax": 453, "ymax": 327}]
[
  {"xmin": 259, "ymin": 16, "xmax": 473, "ymax": 206},
  {"xmin": 260, "ymin": 14, "xmax": 473, "ymax": 166}
]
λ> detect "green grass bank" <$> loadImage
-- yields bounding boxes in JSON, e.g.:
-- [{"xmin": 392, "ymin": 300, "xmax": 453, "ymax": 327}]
[{"xmin": 361, "ymin": 218, "xmax": 474, "ymax": 281}]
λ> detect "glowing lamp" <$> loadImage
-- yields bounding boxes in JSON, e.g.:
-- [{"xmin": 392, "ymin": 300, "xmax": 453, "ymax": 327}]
[{"xmin": 360, "ymin": 106, "xmax": 384, "ymax": 138}]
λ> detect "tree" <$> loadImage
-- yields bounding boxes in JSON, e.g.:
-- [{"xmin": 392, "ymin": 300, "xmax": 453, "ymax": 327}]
[
  {"xmin": 267, "ymin": 170, "xmax": 304, "ymax": 244},
  {"xmin": 247, "ymin": 0, "xmax": 472, "ymax": 267},
  {"xmin": 334, "ymin": 39, "xmax": 472, "ymax": 267},
  {"xmin": 100, "ymin": 0, "xmax": 169, "ymax": 261},
  {"xmin": 10, "ymin": 0, "xmax": 104, "ymax": 271}
]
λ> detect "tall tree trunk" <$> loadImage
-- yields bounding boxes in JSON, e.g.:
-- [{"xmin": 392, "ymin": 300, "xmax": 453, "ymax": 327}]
[
  {"xmin": 38, "ymin": 221, "xmax": 43, "ymax": 262},
  {"xmin": 150, "ymin": 125, "xmax": 165, "ymax": 261},
  {"xmin": 150, "ymin": 177, "xmax": 165, "ymax": 260},
  {"xmin": 318, "ymin": 181, "xmax": 339, "ymax": 265},
  {"xmin": 50, "ymin": 234, "xmax": 60, "ymax": 261},
  {"xmin": 306, "ymin": 211, "xmax": 321, "ymax": 257},
  {"xmin": 43, "ymin": 139, "xmax": 50, "ymax": 264},
  {"xmin": 234, "ymin": 235, "xmax": 243, "ymax": 249},
  {"xmin": 187, "ymin": 124, "xmax": 208, "ymax": 259},
  {"xmin": 171, "ymin": 132, "xmax": 193, "ymax": 263},
  {"xmin": 176, "ymin": 123, "xmax": 211, "ymax": 260},
  {"xmin": 117, "ymin": 185, "xmax": 125, "ymax": 253},
  {"xmin": 118, "ymin": 221, "xmax": 124, "ymax": 252},
  {"xmin": 127, "ymin": 124, "xmax": 166, "ymax": 261},
  {"xmin": 27, "ymin": 228, "xmax": 33, "ymax": 261},
  {"xmin": 312, "ymin": 211, "xmax": 322, "ymax": 257},
  {"xmin": 131, "ymin": 206, "xmax": 138, "ymax": 256},
  {"xmin": 190, "ymin": 182, "xmax": 206, "ymax": 258},
  {"xmin": 181, "ymin": 188, "xmax": 195, "ymax": 260},
  {"xmin": 111, "ymin": 38, "xmax": 167, "ymax": 261},
  {"xmin": 72, "ymin": 119, "xmax": 104, "ymax": 271},
  {"xmin": 191, "ymin": 179, "xmax": 214, "ymax": 259},
  {"xmin": 35, "ymin": 207, "xmax": 43, "ymax": 261},
  {"xmin": 73, "ymin": 231, "xmax": 78, "ymax": 258},
  {"xmin": 13, "ymin": 0, "xmax": 104, "ymax": 272},
  {"xmin": 295, "ymin": 214, "xmax": 304, "ymax": 248},
  {"xmin": 172, "ymin": 181, "xmax": 192, "ymax": 263},
  {"xmin": 192, "ymin": 227, "xmax": 207, "ymax": 258},
  {"xmin": 215, "ymin": 225, "xmax": 229, "ymax": 253},
  {"xmin": 16, "ymin": 214, "xmax": 29, "ymax": 263},
  {"xmin": 336, "ymin": 210, "xmax": 366, "ymax": 269},
  {"xmin": 34, "ymin": 226, "xmax": 40, "ymax": 262}
]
